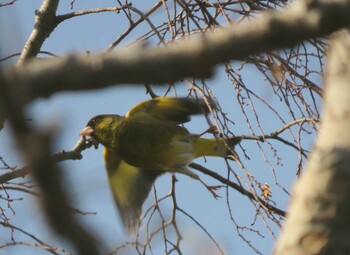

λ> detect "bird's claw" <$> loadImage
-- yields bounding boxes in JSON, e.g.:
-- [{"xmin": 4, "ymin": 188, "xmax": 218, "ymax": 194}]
[{"xmin": 206, "ymin": 185, "xmax": 224, "ymax": 199}]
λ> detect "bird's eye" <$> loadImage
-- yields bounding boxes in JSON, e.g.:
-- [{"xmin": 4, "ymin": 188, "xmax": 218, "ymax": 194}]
[{"xmin": 88, "ymin": 118, "xmax": 97, "ymax": 127}]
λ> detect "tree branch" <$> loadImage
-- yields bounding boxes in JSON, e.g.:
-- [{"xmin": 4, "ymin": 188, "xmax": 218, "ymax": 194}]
[
  {"xmin": 0, "ymin": 137, "xmax": 97, "ymax": 184},
  {"xmin": 0, "ymin": 0, "xmax": 17, "ymax": 8},
  {"xmin": 55, "ymin": 5, "xmax": 132, "ymax": 23},
  {"xmin": 106, "ymin": 1, "xmax": 164, "ymax": 50},
  {"xmin": 0, "ymin": 76, "xmax": 101, "ymax": 255},
  {"xmin": 275, "ymin": 29, "xmax": 350, "ymax": 254},
  {"xmin": 190, "ymin": 162, "xmax": 287, "ymax": 217},
  {"xmin": 4, "ymin": 0, "xmax": 350, "ymax": 103},
  {"xmin": 17, "ymin": 0, "xmax": 59, "ymax": 64}
]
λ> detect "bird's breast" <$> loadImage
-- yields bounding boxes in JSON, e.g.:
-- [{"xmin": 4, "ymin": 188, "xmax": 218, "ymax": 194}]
[{"xmin": 116, "ymin": 119, "xmax": 194, "ymax": 170}]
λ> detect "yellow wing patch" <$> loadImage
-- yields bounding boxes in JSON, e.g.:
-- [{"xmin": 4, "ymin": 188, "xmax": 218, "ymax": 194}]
[{"xmin": 103, "ymin": 148, "xmax": 161, "ymax": 232}]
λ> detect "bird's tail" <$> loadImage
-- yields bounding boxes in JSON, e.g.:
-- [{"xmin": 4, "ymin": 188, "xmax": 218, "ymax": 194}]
[{"xmin": 192, "ymin": 136, "xmax": 242, "ymax": 160}]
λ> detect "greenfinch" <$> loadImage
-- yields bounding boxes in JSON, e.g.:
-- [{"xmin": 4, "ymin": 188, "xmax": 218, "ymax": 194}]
[{"xmin": 80, "ymin": 97, "xmax": 241, "ymax": 232}]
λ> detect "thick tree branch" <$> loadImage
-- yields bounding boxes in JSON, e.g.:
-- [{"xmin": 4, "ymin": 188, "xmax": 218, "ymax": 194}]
[
  {"xmin": 17, "ymin": 0, "xmax": 59, "ymax": 64},
  {"xmin": 4, "ymin": 0, "xmax": 350, "ymax": 103},
  {"xmin": 0, "ymin": 77, "xmax": 101, "ymax": 255},
  {"xmin": 275, "ymin": 30, "xmax": 350, "ymax": 254}
]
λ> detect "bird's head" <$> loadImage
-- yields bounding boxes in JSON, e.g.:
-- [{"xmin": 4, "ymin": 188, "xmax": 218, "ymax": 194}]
[{"xmin": 80, "ymin": 114, "xmax": 122, "ymax": 148}]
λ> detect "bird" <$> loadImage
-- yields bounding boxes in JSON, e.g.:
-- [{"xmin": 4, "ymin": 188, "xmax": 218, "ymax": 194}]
[{"xmin": 79, "ymin": 97, "xmax": 241, "ymax": 233}]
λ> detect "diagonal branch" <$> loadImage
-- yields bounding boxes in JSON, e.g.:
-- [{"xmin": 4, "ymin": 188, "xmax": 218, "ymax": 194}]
[
  {"xmin": 17, "ymin": 0, "xmax": 59, "ymax": 64},
  {"xmin": 190, "ymin": 162, "xmax": 287, "ymax": 217},
  {"xmin": 55, "ymin": 5, "xmax": 132, "ymax": 22},
  {"xmin": 6, "ymin": 0, "xmax": 350, "ymax": 102},
  {"xmin": 0, "ymin": 137, "xmax": 96, "ymax": 184}
]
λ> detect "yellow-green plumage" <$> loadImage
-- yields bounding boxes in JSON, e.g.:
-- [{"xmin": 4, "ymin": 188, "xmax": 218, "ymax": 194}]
[
  {"xmin": 80, "ymin": 97, "xmax": 241, "ymax": 232},
  {"xmin": 104, "ymin": 149, "xmax": 159, "ymax": 231}
]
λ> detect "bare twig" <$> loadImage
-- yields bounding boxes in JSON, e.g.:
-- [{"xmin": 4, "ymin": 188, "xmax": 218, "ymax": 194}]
[
  {"xmin": 189, "ymin": 163, "xmax": 287, "ymax": 217},
  {"xmin": 56, "ymin": 5, "xmax": 132, "ymax": 23},
  {"xmin": 0, "ymin": 0, "xmax": 16, "ymax": 7},
  {"xmin": 107, "ymin": 1, "xmax": 163, "ymax": 50},
  {"xmin": 0, "ymin": 137, "xmax": 97, "ymax": 184},
  {"xmin": 0, "ymin": 221, "xmax": 64, "ymax": 255}
]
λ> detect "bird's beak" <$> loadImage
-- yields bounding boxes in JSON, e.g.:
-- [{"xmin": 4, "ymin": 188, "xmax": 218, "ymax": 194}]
[{"xmin": 79, "ymin": 126, "xmax": 94, "ymax": 136}]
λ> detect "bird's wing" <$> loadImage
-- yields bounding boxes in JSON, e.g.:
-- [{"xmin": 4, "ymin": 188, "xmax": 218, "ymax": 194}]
[
  {"xmin": 125, "ymin": 97, "xmax": 216, "ymax": 124},
  {"xmin": 104, "ymin": 148, "xmax": 162, "ymax": 233}
]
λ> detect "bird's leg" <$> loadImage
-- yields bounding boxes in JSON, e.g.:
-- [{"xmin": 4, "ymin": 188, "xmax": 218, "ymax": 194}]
[
  {"xmin": 172, "ymin": 166, "xmax": 223, "ymax": 199},
  {"xmin": 198, "ymin": 179, "xmax": 223, "ymax": 200}
]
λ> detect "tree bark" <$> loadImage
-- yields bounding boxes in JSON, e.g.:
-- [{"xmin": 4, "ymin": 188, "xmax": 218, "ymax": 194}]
[{"xmin": 275, "ymin": 29, "xmax": 350, "ymax": 255}]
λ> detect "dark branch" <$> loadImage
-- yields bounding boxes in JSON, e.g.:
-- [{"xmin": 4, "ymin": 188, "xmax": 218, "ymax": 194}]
[
  {"xmin": 0, "ymin": 137, "xmax": 97, "ymax": 184},
  {"xmin": 190, "ymin": 162, "xmax": 287, "ymax": 217},
  {"xmin": 0, "ymin": 76, "xmax": 101, "ymax": 255}
]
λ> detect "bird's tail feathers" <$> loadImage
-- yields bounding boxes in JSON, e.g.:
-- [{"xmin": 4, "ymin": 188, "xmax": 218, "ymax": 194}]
[{"xmin": 193, "ymin": 136, "xmax": 241, "ymax": 160}]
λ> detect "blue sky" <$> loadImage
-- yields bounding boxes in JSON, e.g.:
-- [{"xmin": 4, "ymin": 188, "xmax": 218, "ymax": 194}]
[{"xmin": 0, "ymin": 1, "xmax": 320, "ymax": 254}]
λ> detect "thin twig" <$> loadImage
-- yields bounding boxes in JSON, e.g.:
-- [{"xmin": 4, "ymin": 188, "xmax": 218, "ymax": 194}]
[{"xmin": 189, "ymin": 163, "xmax": 287, "ymax": 217}]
